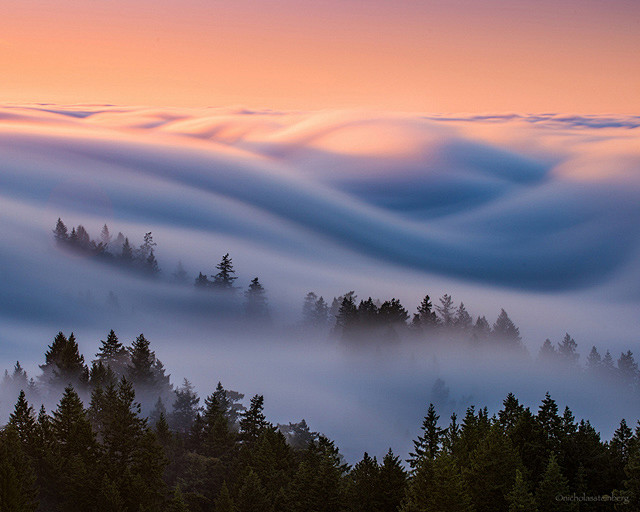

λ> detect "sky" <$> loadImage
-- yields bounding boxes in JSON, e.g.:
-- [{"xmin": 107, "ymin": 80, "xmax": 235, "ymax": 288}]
[{"xmin": 2, "ymin": 0, "xmax": 639, "ymax": 112}]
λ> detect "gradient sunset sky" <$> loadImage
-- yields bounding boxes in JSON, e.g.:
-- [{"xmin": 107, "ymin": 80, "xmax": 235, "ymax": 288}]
[{"xmin": 3, "ymin": 0, "xmax": 639, "ymax": 112}]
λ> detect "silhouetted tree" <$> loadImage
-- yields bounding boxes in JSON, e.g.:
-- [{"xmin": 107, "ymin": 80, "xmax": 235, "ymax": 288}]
[{"xmin": 212, "ymin": 253, "xmax": 237, "ymax": 289}]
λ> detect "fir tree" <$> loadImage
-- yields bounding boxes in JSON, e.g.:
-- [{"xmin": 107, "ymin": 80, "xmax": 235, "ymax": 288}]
[
  {"xmin": 585, "ymin": 346, "xmax": 601, "ymax": 372},
  {"xmin": 435, "ymin": 294, "xmax": 455, "ymax": 326},
  {"xmin": 0, "ymin": 427, "xmax": 39, "ymax": 512},
  {"xmin": 454, "ymin": 302, "xmax": 473, "ymax": 331},
  {"xmin": 145, "ymin": 249, "xmax": 160, "ymax": 276},
  {"xmin": 313, "ymin": 297, "xmax": 329, "ymax": 328},
  {"xmin": 378, "ymin": 449, "xmax": 407, "ymax": 512},
  {"xmin": 100, "ymin": 224, "xmax": 111, "ymax": 249},
  {"xmin": 492, "ymin": 309, "xmax": 522, "ymax": 349},
  {"xmin": 414, "ymin": 294, "xmax": 439, "ymax": 329},
  {"xmin": 244, "ymin": 277, "xmax": 269, "ymax": 320},
  {"xmin": 535, "ymin": 454, "xmax": 572, "ymax": 511},
  {"xmin": 236, "ymin": 469, "xmax": 270, "ymax": 512},
  {"xmin": 302, "ymin": 292, "xmax": 319, "ymax": 325},
  {"xmin": 172, "ymin": 260, "xmax": 188, "ymax": 283},
  {"xmin": 557, "ymin": 333, "xmax": 579, "ymax": 366},
  {"xmin": 120, "ymin": 237, "xmax": 133, "ymax": 264},
  {"xmin": 239, "ymin": 395, "xmax": 270, "ymax": 445},
  {"xmin": 8, "ymin": 390, "xmax": 37, "ymax": 449},
  {"xmin": 212, "ymin": 253, "xmax": 237, "ymax": 289},
  {"xmin": 96, "ymin": 330, "xmax": 128, "ymax": 373},
  {"xmin": 194, "ymin": 271, "xmax": 211, "ymax": 288},
  {"xmin": 408, "ymin": 403, "xmax": 443, "ymax": 468},
  {"xmin": 170, "ymin": 378, "xmax": 200, "ymax": 434},
  {"xmin": 214, "ymin": 482, "xmax": 235, "ymax": 512},
  {"xmin": 128, "ymin": 334, "xmax": 156, "ymax": 390},
  {"xmin": 344, "ymin": 452, "xmax": 381, "ymax": 512},
  {"xmin": 53, "ymin": 218, "xmax": 69, "ymax": 245},
  {"xmin": 507, "ymin": 469, "xmax": 537, "ymax": 512}
]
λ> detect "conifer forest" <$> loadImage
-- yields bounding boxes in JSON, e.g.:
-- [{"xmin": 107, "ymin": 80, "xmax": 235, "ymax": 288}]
[{"xmin": 0, "ymin": 220, "xmax": 639, "ymax": 510}]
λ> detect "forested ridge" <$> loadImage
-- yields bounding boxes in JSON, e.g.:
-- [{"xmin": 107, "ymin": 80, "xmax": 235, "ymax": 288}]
[{"xmin": 0, "ymin": 331, "xmax": 639, "ymax": 511}]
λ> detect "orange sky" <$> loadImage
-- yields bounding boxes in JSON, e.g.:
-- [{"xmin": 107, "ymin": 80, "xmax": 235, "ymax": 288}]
[{"xmin": 2, "ymin": 0, "xmax": 639, "ymax": 112}]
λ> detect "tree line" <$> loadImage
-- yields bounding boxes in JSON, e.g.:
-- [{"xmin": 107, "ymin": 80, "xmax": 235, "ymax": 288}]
[{"xmin": 1, "ymin": 331, "xmax": 639, "ymax": 510}]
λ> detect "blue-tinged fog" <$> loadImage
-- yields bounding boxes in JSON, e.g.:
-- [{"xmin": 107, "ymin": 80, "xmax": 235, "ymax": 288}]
[{"xmin": 0, "ymin": 105, "xmax": 639, "ymax": 461}]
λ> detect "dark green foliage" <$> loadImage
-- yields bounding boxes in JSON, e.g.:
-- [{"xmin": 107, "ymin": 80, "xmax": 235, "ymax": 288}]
[
  {"xmin": 344, "ymin": 452, "xmax": 381, "ymax": 512},
  {"xmin": 128, "ymin": 333, "xmax": 156, "ymax": 390},
  {"xmin": 239, "ymin": 395, "xmax": 270, "ymax": 445},
  {"xmin": 408, "ymin": 403, "xmax": 443, "ymax": 468},
  {"xmin": 0, "ymin": 426, "xmax": 38, "ymax": 512},
  {"xmin": 535, "ymin": 454, "xmax": 573, "ymax": 512},
  {"xmin": 288, "ymin": 436, "xmax": 347, "ymax": 512},
  {"xmin": 235, "ymin": 469, "xmax": 270, "ymax": 512},
  {"xmin": 8, "ymin": 390, "xmax": 36, "ymax": 449},
  {"xmin": 507, "ymin": 470, "xmax": 537, "ymax": 512},
  {"xmin": 171, "ymin": 379, "xmax": 200, "ymax": 434},
  {"xmin": 40, "ymin": 331, "xmax": 88, "ymax": 389},
  {"xmin": 462, "ymin": 425, "xmax": 522, "ymax": 512},
  {"xmin": 378, "ymin": 449, "xmax": 407, "ymax": 512},
  {"xmin": 214, "ymin": 482, "xmax": 234, "ymax": 512}
]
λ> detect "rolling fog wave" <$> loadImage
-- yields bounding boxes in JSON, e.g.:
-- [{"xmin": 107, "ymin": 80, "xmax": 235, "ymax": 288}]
[{"xmin": 0, "ymin": 105, "xmax": 639, "ymax": 460}]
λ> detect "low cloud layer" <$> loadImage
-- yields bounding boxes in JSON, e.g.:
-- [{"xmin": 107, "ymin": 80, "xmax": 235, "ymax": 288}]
[{"xmin": 0, "ymin": 105, "xmax": 638, "ymax": 460}]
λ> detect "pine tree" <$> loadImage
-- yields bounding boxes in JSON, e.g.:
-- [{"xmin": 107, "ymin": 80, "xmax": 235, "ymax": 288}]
[
  {"xmin": 0, "ymin": 427, "xmax": 39, "ymax": 512},
  {"xmin": 240, "ymin": 395, "xmax": 270, "ymax": 445},
  {"xmin": 40, "ymin": 331, "xmax": 87, "ymax": 389},
  {"xmin": 100, "ymin": 224, "xmax": 111, "ymax": 249},
  {"xmin": 378, "ymin": 449, "xmax": 407, "ymax": 512},
  {"xmin": 538, "ymin": 392, "xmax": 562, "ymax": 452},
  {"xmin": 336, "ymin": 294, "xmax": 358, "ymax": 339},
  {"xmin": 236, "ymin": 469, "xmax": 270, "ymax": 512},
  {"xmin": 313, "ymin": 297, "xmax": 329, "ymax": 328},
  {"xmin": 303, "ymin": 292, "xmax": 319, "ymax": 325},
  {"xmin": 170, "ymin": 378, "xmax": 200, "ymax": 434},
  {"xmin": 344, "ymin": 452, "xmax": 381, "ymax": 512},
  {"xmin": 214, "ymin": 481, "xmax": 235, "ymax": 512},
  {"xmin": 212, "ymin": 253, "xmax": 237, "ymax": 289},
  {"xmin": 145, "ymin": 249, "xmax": 160, "ymax": 276},
  {"xmin": 137, "ymin": 232, "xmax": 156, "ymax": 263},
  {"xmin": 244, "ymin": 277, "xmax": 269, "ymax": 320},
  {"xmin": 538, "ymin": 339, "xmax": 558, "ymax": 365},
  {"xmin": 617, "ymin": 350, "xmax": 639, "ymax": 390},
  {"xmin": 507, "ymin": 469, "xmax": 537, "ymax": 512},
  {"xmin": 535, "ymin": 454, "xmax": 572, "ymax": 511},
  {"xmin": 120, "ymin": 237, "xmax": 133, "ymax": 264},
  {"xmin": 435, "ymin": 294, "xmax": 455, "ymax": 326},
  {"xmin": 167, "ymin": 485, "xmax": 189, "ymax": 512},
  {"xmin": 53, "ymin": 218, "xmax": 69, "ymax": 245},
  {"xmin": 492, "ymin": 309, "xmax": 522, "ymax": 349},
  {"xmin": 454, "ymin": 302, "xmax": 473, "ymax": 331},
  {"xmin": 585, "ymin": 346, "xmax": 601, "ymax": 372},
  {"xmin": 378, "ymin": 298, "xmax": 409, "ymax": 325},
  {"xmin": 96, "ymin": 330, "xmax": 129, "ymax": 374},
  {"xmin": 499, "ymin": 392, "xmax": 525, "ymax": 433},
  {"xmin": 472, "ymin": 316, "xmax": 491, "ymax": 342},
  {"xmin": 414, "ymin": 294, "xmax": 439, "ymax": 329},
  {"xmin": 408, "ymin": 403, "xmax": 443, "ymax": 468},
  {"xmin": 8, "ymin": 390, "xmax": 37, "ymax": 449},
  {"xmin": 557, "ymin": 333, "xmax": 579, "ymax": 366},
  {"xmin": 128, "ymin": 334, "xmax": 156, "ymax": 390},
  {"xmin": 194, "ymin": 271, "xmax": 211, "ymax": 288},
  {"xmin": 288, "ymin": 436, "xmax": 347, "ymax": 512}
]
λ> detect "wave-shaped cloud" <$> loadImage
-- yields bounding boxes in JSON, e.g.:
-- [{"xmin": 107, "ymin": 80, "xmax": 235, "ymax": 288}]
[
  {"xmin": 2, "ymin": 105, "xmax": 639, "ymax": 293},
  {"xmin": 1, "ymin": 105, "xmax": 639, "ymax": 461}
]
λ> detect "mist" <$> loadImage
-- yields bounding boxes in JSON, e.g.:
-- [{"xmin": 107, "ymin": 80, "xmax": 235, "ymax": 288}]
[{"xmin": 0, "ymin": 104, "xmax": 639, "ymax": 462}]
